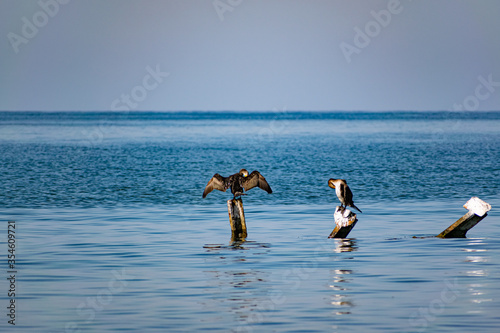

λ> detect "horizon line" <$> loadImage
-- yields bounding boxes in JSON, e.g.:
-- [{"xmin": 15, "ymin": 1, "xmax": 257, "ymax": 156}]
[{"xmin": 1, "ymin": 109, "xmax": 499, "ymax": 113}]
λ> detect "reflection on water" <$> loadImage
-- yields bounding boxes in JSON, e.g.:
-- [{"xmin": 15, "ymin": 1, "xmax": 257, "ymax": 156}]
[
  {"xmin": 204, "ymin": 269, "xmax": 268, "ymax": 325},
  {"xmin": 327, "ymin": 239, "xmax": 358, "ymax": 316},
  {"xmin": 1, "ymin": 205, "xmax": 500, "ymax": 331},
  {"xmin": 329, "ymin": 268, "xmax": 355, "ymax": 315},
  {"xmin": 202, "ymin": 240, "xmax": 273, "ymax": 329},
  {"xmin": 465, "ymin": 256, "xmax": 488, "ymax": 263},
  {"xmin": 333, "ymin": 238, "xmax": 358, "ymax": 253},
  {"xmin": 230, "ymin": 238, "xmax": 248, "ymax": 248},
  {"xmin": 203, "ymin": 240, "xmax": 271, "ymax": 252},
  {"xmin": 463, "ymin": 239, "xmax": 489, "ymax": 278},
  {"xmin": 462, "ymin": 238, "xmax": 493, "ymax": 312}
]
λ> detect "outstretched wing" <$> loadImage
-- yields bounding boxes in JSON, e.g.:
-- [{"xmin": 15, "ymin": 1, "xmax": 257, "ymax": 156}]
[
  {"xmin": 241, "ymin": 171, "xmax": 272, "ymax": 194},
  {"xmin": 202, "ymin": 174, "xmax": 227, "ymax": 198}
]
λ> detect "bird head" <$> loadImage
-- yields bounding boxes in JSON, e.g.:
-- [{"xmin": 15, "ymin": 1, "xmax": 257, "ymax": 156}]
[
  {"xmin": 328, "ymin": 178, "xmax": 337, "ymax": 189},
  {"xmin": 239, "ymin": 169, "xmax": 249, "ymax": 177}
]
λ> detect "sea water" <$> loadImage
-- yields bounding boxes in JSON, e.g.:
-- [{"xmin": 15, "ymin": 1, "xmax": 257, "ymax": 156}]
[{"xmin": 0, "ymin": 111, "xmax": 499, "ymax": 332}]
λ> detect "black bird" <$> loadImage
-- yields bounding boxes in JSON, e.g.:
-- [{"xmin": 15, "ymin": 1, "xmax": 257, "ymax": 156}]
[
  {"xmin": 328, "ymin": 178, "xmax": 362, "ymax": 213},
  {"xmin": 203, "ymin": 169, "xmax": 272, "ymax": 199}
]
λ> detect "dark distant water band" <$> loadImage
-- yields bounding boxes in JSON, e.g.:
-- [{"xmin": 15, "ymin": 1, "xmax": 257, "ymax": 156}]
[{"xmin": 1, "ymin": 111, "xmax": 499, "ymax": 208}]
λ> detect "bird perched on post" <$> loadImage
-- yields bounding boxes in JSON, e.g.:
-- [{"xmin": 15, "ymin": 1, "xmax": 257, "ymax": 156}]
[
  {"xmin": 203, "ymin": 169, "xmax": 272, "ymax": 199},
  {"xmin": 328, "ymin": 178, "xmax": 362, "ymax": 213}
]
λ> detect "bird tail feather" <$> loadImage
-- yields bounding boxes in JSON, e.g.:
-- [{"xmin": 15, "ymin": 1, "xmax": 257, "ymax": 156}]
[{"xmin": 351, "ymin": 204, "xmax": 362, "ymax": 213}]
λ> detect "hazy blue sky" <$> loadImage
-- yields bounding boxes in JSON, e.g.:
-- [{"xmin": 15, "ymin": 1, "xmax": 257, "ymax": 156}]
[{"xmin": 1, "ymin": 0, "xmax": 499, "ymax": 111}]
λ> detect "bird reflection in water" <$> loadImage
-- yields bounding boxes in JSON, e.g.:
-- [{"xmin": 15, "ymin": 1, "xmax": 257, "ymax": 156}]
[
  {"xmin": 329, "ymin": 239, "xmax": 357, "ymax": 315},
  {"xmin": 202, "ymin": 241, "xmax": 271, "ymax": 326},
  {"xmin": 203, "ymin": 269, "xmax": 268, "ymax": 326},
  {"xmin": 329, "ymin": 268, "xmax": 355, "ymax": 315},
  {"xmin": 334, "ymin": 238, "xmax": 358, "ymax": 253}
]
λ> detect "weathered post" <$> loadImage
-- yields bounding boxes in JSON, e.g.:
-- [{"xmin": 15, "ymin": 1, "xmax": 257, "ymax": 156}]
[
  {"xmin": 437, "ymin": 197, "xmax": 492, "ymax": 238},
  {"xmin": 329, "ymin": 206, "xmax": 358, "ymax": 238},
  {"xmin": 227, "ymin": 198, "xmax": 247, "ymax": 240}
]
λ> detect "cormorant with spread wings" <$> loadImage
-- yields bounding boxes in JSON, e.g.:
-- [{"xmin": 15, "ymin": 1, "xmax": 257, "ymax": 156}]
[{"xmin": 203, "ymin": 169, "xmax": 272, "ymax": 199}]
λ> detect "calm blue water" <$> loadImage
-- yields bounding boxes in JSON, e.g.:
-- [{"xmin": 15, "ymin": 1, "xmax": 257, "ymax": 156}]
[{"xmin": 1, "ymin": 111, "xmax": 499, "ymax": 332}]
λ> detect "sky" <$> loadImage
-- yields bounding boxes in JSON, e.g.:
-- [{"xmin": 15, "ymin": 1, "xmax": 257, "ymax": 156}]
[{"xmin": 1, "ymin": 0, "xmax": 500, "ymax": 112}]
